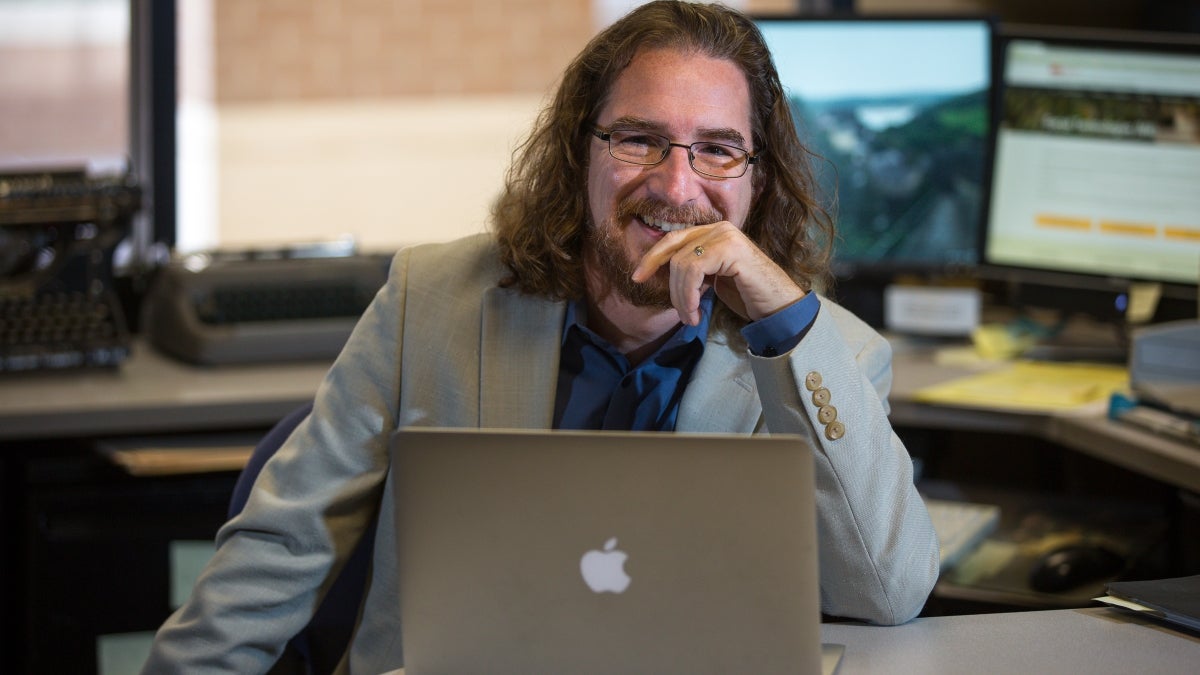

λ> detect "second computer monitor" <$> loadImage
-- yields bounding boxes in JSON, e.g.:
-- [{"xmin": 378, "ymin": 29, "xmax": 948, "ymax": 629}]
[{"xmin": 985, "ymin": 28, "xmax": 1200, "ymax": 292}]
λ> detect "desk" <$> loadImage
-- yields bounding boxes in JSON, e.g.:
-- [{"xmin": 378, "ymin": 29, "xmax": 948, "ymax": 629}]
[
  {"xmin": 888, "ymin": 344, "xmax": 1200, "ymax": 494},
  {"xmin": 1050, "ymin": 415, "xmax": 1200, "ymax": 495},
  {"xmin": 0, "ymin": 339, "xmax": 328, "ymax": 441},
  {"xmin": 2, "ymin": 339, "xmax": 1195, "ymax": 489},
  {"xmin": 823, "ymin": 607, "xmax": 1200, "ymax": 673},
  {"xmin": 1, "ymin": 336, "xmax": 1198, "ymax": 672},
  {"xmin": 2, "ymin": 338, "xmax": 1196, "ymax": 487}
]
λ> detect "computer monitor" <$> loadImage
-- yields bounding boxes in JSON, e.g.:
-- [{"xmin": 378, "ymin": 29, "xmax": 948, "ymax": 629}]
[
  {"xmin": 755, "ymin": 16, "xmax": 995, "ymax": 277},
  {"xmin": 983, "ymin": 26, "xmax": 1200, "ymax": 325}
]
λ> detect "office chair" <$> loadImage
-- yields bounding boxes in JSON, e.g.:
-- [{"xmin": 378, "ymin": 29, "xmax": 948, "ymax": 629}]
[{"xmin": 228, "ymin": 402, "xmax": 376, "ymax": 675}]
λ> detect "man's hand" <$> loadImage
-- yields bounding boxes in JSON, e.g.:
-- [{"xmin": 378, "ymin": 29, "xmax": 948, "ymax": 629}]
[{"xmin": 631, "ymin": 222, "xmax": 805, "ymax": 326}]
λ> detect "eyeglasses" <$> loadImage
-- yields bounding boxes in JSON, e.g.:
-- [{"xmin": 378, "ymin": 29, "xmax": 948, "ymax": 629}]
[{"xmin": 591, "ymin": 127, "xmax": 759, "ymax": 179}]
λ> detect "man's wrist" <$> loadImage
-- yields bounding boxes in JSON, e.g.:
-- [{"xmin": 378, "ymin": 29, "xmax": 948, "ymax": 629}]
[{"xmin": 741, "ymin": 292, "xmax": 820, "ymax": 356}]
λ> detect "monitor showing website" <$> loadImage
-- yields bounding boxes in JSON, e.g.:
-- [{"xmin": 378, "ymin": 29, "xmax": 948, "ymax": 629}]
[
  {"xmin": 986, "ymin": 34, "xmax": 1200, "ymax": 287},
  {"xmin": 756, "ymin": 18, "xmax": 993, "ymax": 273}
]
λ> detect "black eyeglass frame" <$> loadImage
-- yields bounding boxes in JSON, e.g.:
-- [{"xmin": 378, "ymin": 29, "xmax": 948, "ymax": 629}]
[{"xmin": 591, "ymin": 127, "xmax": 760, "ymax": 179}]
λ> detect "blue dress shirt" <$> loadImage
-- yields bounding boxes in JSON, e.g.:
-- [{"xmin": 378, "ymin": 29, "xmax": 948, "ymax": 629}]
[{"xmin": 553, "ymin": 290, "xmax": 820, "ymax": 431}]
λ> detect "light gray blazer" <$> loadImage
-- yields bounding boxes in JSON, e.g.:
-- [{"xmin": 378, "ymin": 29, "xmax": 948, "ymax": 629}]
[{"xmin": 143, "ymin": 233, "xmax": 938, "ymax": 674}]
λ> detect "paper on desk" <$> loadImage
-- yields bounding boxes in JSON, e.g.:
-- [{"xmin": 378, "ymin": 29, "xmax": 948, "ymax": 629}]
[
  {"xmin": 1095, "ymin": 595, "xmax": 1157, "ymax": 613},
  {"xmin": 913, "ymin": 361, "xmax": 1129, "ymax": 411}
]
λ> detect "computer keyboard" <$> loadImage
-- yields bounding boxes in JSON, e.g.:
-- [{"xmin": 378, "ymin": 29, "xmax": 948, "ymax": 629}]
[
  {"xmin": 924, "ymin": 497, "xmax": 1001, "ymax": 571},
  {"xmin": 0, "ymin": 291, "xmax": 130, "ymax": 372}
]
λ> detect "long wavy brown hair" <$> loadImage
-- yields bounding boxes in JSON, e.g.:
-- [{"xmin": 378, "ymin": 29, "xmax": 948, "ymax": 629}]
[{"xmin": 492, "ymin": 0, "xmax": 833, "ymax": 330}]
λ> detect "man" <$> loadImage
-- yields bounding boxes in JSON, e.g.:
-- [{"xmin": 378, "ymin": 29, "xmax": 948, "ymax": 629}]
[{"xmin": 144, "ymin": 2, "xmax": 938, "ymax": 672}]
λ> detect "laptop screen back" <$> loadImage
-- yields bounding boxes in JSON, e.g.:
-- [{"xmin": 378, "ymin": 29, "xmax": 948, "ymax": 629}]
[{"xmin": 390, "ymin": 428, "xmax": 822, "ymax": 675}]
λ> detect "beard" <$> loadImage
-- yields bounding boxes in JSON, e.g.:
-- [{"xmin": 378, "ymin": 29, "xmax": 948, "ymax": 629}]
[{"xmin": 587, "ymin": 196, "xmax": 723, "ymax": 309}]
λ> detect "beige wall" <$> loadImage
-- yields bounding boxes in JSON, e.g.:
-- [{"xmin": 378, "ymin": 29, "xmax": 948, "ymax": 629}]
[
  {"xmin": 204, "ymin": 0, "xmax": 597, "ymax": 251},
  {"xmin": 201, "ymin": 0, "xmax": 805, "ymax": 252},
  {"xmin": 212, "ymin": 0, "xmax": 592, "ymax": 102}
]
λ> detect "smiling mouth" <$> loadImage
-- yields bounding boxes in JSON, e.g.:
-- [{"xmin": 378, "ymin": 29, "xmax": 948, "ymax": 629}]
[
  {"xmin": 641, "ymin": 215, "xmax": 693, "ymax": 233},
  {"xmin": 617, "ymin": 197, "xmax": 722, "ymax": 235}
]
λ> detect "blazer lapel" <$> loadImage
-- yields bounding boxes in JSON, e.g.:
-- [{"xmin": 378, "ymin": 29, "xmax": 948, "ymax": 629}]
[
  {"xmin": 677, "ymin": 334, "xmax": 761, "ymax": 433},
  {"xmin": 477, "ymin": 289, "xmax": 758, "ymax": 433},
  {"xmin": 479, "ymin": 286, "xmax": 565, "ymax": 429}
]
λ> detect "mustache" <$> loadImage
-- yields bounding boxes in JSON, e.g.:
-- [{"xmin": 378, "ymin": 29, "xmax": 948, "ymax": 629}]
[{"xmin": 614, "ymin": 197, "xmax": 723, "ymax": 226}]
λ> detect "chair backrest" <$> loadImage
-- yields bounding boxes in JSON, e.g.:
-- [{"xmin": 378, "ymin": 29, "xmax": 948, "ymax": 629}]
[{"xmin": 229, "ymin": 402, "xmax": 376, "ymax": 673}]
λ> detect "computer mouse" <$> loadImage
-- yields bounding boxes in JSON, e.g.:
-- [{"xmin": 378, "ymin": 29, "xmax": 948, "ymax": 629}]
[{"xmin": 1028, "ymin": 544, "xmax": 1126, "ymax": 594}]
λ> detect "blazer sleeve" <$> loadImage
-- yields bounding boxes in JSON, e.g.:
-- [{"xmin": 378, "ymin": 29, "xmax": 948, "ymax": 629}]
[
  {"xmin": 748, "ymin": 300, "xmax": 939, "ymax": 625},
  {"xmin": 140, "ymin": 247, "xmax": 413, "ymax": 673}
]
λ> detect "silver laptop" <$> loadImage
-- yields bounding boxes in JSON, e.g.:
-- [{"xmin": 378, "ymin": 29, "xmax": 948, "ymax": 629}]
[{"xmin": 390, "ymin": 427, "xmax": 842, "ymax": 675}]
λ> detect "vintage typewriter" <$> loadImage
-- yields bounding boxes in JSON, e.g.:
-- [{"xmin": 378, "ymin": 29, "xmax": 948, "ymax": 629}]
[
  {"xmin": 1, "ymin": 167, "xmax": 141, "ymax": 373},
  {"xmin": 142, "ymin": 240, "xmax": 391, "ymax": 365}
]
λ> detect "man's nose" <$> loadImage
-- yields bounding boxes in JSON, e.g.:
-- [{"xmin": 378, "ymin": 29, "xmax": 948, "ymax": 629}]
[{"xmin": 649, "ymin": 143, "xmax": 703, "ymax": 205}]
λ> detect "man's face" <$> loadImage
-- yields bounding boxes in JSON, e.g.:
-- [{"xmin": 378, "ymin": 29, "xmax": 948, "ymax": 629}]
[{"xmin": 585, "ymin": 48, "xmax": 756, "ymax": 308}]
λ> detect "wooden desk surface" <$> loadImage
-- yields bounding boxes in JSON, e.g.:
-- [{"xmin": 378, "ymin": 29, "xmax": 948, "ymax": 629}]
[{"xmin": 823, "ymin": 607, "xmax": 1200, "ymax": 674}]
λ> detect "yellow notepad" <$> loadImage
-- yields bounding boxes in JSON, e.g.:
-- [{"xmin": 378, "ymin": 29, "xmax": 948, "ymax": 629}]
[{"xmin": 913, "ymin": 361, "xmax": 1128, "ymax": 411}]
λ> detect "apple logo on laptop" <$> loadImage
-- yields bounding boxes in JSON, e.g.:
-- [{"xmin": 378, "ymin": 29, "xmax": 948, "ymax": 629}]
[{"xmin": 580, "ymin": 537, "xmax": 631, "ymax": 593}]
